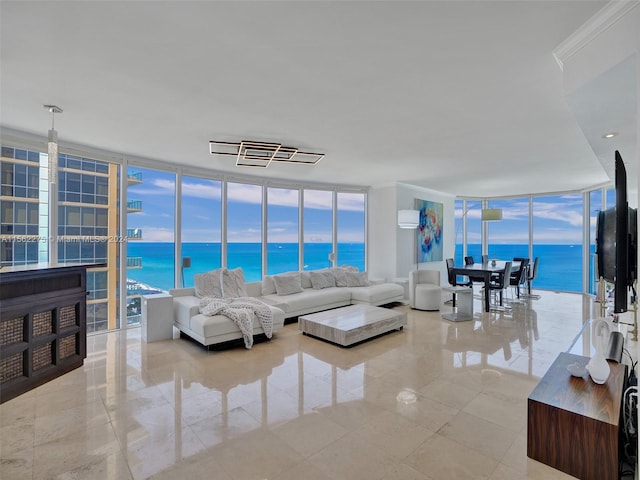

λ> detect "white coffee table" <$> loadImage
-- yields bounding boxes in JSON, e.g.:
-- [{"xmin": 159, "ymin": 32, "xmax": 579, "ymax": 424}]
[{"xmin": 298, "ymin": 304, "xmax": 407, "ymax": 346}]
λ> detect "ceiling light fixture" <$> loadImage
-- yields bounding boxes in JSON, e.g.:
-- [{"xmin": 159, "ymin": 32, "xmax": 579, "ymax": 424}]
[
  {"xmin": 209, "ymin": 140, "xmax": 324, "ymax": 168},
  {"xmin": 603, "ymin": 132, "xmax": 618, "ymax": 139},
  {"xmin": 44, "ymin": 104, "xmax": 62, "ymax": 263}
]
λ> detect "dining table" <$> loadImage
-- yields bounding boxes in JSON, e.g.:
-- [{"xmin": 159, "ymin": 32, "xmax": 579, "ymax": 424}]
[{"xmin": 451, "ymin": 260, "xmax": 520, "ymax": 312}]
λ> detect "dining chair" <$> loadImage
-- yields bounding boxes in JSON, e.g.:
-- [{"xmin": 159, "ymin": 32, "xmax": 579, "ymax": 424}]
[
  {"xmin": 525, "ymin": 257, "xmax": 540, "ymax": 296},
  {"xmin": 445, "ymin": 258, "xmax": 471, "ymax": 307},
  {"xmin": 510, "ymin": 258, "xmax": 530, "ymax": 299},
  {"xmin": 464, "ymin": 256, "xmax": 485, "ymax": 285},
  {"xmin": 488, "ymin": 261, "xmax": 512, "ymax": 309}
]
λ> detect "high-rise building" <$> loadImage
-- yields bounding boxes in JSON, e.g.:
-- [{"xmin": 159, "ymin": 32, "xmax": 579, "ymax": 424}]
[
  {"xmin": 1, "ymin": 146, "xmax": 44, "ymax": 266},
  {"xmin": 1, "ymin": 146, "xmax": 122, "ymax": 332}
]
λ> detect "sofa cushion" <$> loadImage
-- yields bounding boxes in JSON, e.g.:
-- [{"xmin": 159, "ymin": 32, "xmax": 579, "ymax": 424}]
[
  {"xmin": 350, "ymin": 283, "xmax": 404, "ymax": 304},
  {"xmin": 310, "ymin": 270, "xmax": 336, "ymax": 289},
  {"xmin": 194, "ymin": 269, "xmax": 223, "ymax": 298},
  {"xmin": 189, "ymin": 305, "xmax": 285, "ymax": 338},
  {"xmin": 273, "ymin": 272, "xmax": 304, "ymax": 296},
  {"xmin": 262, "ymin": 287, "xmax": 351, "ymax": 314}
]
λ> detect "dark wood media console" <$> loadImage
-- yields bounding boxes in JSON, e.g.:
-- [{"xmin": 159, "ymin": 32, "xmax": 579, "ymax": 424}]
[
  {"xmin": 0, "ymin": 263, "xmax": 99, "ymax": 403},
  {"xmin": 527, "ymin": 351, "xmax": 626, "ymax": 480}
]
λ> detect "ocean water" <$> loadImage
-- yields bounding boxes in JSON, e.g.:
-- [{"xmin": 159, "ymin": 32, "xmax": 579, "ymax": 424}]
[
  {"xmin": 127, "ymin": 242, "xmax": 365, "ymax": 291},
  {"xmin": 127, "ymin": 242, "xmax": 585, "ymax": 293},
  {"xmin": 459, "ymin": 244, "xmax": 585, "ymax": 293}
]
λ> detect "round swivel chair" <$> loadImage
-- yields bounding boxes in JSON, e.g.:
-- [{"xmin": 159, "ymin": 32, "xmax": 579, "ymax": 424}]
[{"xmin": 409, "ymin": 270, "xmax": 441, "ymax": 311}]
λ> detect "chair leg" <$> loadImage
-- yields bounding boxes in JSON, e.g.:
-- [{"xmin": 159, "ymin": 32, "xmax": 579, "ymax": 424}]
[{"xmin": 452, "ymin": 293, "xmax": 456, "ymax": 308}]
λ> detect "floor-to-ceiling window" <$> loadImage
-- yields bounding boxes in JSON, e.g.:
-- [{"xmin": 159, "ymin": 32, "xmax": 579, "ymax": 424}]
[
  {"xmin": 227, "ymin": 182, "xmax": 262, "ymax": 282},
  {"xmin": 336, "ymin": 192, "xmax": 365, "ymax": 270},
  {"xmin": 486, "ymin": 198, "xmax": 530, "ymax": 260},
  {"xmin": 464, "ymin": 200, "xmax": 482, "ymax": 262},
  {"xmin": 180, "ymin": 175, "xmax": 222, "ymax": 288},
  {"xmin": 57, "ymin": 153, "xmax": 121, "ymax": 332},
  {"xmin": 1, "ymin": 146, "xmax": 123, "ymax": 332},
  {"xmin": 267, "ymin": 187, "xmax": 299, "ymax": 275},
  {"xmin": 303, "ymin": 189, "xmax": 333, "ymax": 270},
  {"xmin": 589, "ymin": 189, "xmax": 603, "ymax": 295},
  {"xmin": 454, "ymin": 199, "xmax": 464, "ymax": 264},
  {"xmin": 126, "ymin": 166, "xmax": 175, "ymax": 325},
  {"xmin": 532, "ymin": 193, "xmax": 583, "ymax": 292}
]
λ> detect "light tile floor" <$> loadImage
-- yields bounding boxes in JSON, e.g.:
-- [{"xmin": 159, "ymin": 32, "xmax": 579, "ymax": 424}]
[{"xmin": 1, "ymin": 290, "xmax": 635, "ymax": 479}]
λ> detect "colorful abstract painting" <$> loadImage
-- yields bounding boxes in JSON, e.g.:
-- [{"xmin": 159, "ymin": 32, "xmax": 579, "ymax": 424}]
[{"xmin": 415, "ymin": 199, "xmax": 443, "ymax": 263}]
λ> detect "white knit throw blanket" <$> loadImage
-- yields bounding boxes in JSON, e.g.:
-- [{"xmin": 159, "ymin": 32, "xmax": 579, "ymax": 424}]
[{"xmin": 198, "ymin": 296, "xmax": 273, "ymax": 349}]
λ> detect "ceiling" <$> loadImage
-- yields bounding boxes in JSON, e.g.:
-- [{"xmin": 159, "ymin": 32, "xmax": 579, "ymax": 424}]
[{"xmin": 0, "ymin": 0, "xmax": 634, "ymax": 199}]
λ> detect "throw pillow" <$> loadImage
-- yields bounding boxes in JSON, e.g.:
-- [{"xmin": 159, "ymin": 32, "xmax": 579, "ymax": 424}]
[
  {"xmin": 220, "ymin": 267, "xmax": 248, "ymax": 298},
  {"xmin": 262, "ymin": 275, "xmax": 276, "ymax": 295},
  {"xmin": 340, "ymin": 265, "xmax": 360, "ymax": 272},
  {"xmin": 273, "ymin": 272, "xmax": 304, "ymax": 296},
  {"xmin": 194, "ymin": 269, "xmax": 222, "ymax": 298},
  {"xmin": 344, "ymin": 271, "xmax": 371, "ymax": 287},
  {"xmin": 309, "ymin": 270, "xmax": 336, "ymax": 289},
  {"xmin": 332, "ymin": 267, "xmax": 349, "ymax": 287},
  {"xmin": 300, "ymin": 271, "xmax": 312, "ymax": 289}
]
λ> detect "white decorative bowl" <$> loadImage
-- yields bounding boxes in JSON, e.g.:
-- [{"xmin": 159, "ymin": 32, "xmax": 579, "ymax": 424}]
[{"xmin": 567, "ymin": 362, "xmax": 587, "ymax": 377}]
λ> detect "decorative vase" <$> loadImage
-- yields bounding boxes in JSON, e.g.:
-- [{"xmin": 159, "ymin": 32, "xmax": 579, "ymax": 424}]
[{"xmin": 585, "ymin": 318, "xmax": 611, "ymax": 384}]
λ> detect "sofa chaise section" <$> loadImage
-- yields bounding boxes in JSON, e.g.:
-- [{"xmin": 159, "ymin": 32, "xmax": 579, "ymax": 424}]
[{"xmin": 169, "ymin": 287, "xmax": 285, "ymax": 347}]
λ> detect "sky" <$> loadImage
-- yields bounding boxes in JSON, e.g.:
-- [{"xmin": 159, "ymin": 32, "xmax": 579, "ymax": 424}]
[
  {"xmin": 127, "ymin": 167, "xmax": 365, "ymax": 243},
  {"xmin": 455, "ymin": 188, "xmax": 615, "ymax": 245},
  {"xmin": 128, "ymin": 166, "xmax": 613, "ymax": 246}
]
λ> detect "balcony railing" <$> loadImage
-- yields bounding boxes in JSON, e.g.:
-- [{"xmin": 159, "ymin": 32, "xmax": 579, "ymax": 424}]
[
  {"xmin": 127, "ymin": 200, "xmax": 143, "ymax": 213},
  {"xmin": 126, "ymin": 256, "xmax": 142, "ymax": 269},
  {"xmin": 127, "ymin": 171, "xmax": 142, "ymax": 185},
  {"xmin": 127, "ymin": 228, "xmax": 142, "ymax": 240}
]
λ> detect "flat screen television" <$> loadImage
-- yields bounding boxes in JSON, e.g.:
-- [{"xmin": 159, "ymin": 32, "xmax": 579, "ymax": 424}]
[{"xmin": 596, "ymin": 151, "xmax": 637, "ymax": 313}]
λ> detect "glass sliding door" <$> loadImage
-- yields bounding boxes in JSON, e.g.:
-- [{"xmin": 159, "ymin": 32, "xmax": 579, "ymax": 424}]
[
  {"xmin": 336, "ymin": 192, "xmax": 365, "ymax": 270},
  {"xmin": 227, "ymin": 182, "xmax": 262, "ymax": 282},
  {"xmin": 303, "ymin": 189, "xmax": 333, "ymax": 270},
  {"xmin": 266, "ymin": 187, "xmax": 299, "ymax": 275},
  {"xmin": 180, "ymin": 175, "xmax": 222, "ymax": 287},
  {"xmin": 532, "ymin": 193, "xmax": 583, "ymax": 292},
  {"xmin": 126, "ymin": 166, "xmax": 175, "ymax": 326}
]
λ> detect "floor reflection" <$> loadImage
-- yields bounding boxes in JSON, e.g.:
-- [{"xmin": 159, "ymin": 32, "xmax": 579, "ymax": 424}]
[{"xmin": 0, "ymin": 290, "xmax": 633, "ymax": 480}]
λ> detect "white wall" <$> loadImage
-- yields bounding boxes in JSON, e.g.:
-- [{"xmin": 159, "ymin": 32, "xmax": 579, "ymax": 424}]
[
  {"xmin": 367, "ymin": 184, "xmax": 397, "ymax": 281},
  {"xmin": 368, "ymin": 182, "xmax": 455, "ymax": 285}
]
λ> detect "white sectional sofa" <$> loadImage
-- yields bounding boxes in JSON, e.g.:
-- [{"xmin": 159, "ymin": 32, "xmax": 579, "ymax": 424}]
[{"xmin": 169, "ymin": 267, "xmax": 404, "ymax": 349}]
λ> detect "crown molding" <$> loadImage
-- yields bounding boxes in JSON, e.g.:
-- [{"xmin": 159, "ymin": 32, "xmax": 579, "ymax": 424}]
[{"xmin": 553, "ymin": 0, "xmax": 639, "ymax": 70}]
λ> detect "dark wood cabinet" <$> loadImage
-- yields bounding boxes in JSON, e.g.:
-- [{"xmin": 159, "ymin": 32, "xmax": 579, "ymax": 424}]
[
  {"xmin": 0, "ymin": 264, "xmax": 98, "ymax": 403},
  {"xmin": 527, "ymin": 351, "xmax": 626, "ymax": 480}
]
